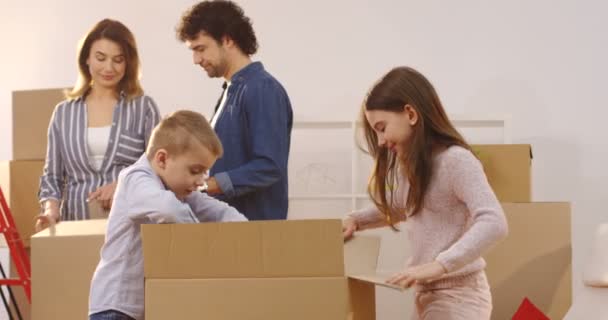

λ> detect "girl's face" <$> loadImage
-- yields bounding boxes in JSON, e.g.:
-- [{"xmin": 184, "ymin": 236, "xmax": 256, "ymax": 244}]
[
  {"xmin": 86, "ymin": 38, "xmax": 126, "ymax": 91},
  {"xmin": 365, "ymin": 105, "xmax": 418, "ymax": 156}
]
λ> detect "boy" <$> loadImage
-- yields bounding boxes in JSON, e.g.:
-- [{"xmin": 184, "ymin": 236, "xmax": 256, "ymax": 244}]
[{"xmin": 88, "ymin": 110, "xmax": 247, "ymax": 320}]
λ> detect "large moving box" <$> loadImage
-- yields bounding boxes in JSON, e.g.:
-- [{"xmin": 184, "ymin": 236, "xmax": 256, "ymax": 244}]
[
  {"xmin": 142, "ymin": 219, "xmax": 398, "ymax": 320},
  {"xmin": 485, "ymin": 202, "xmax": 571, "ymax": 319},
  {"xmin": 12, "ymin": 88, "xmax": 65, "ymax": 160},
  {"xmin": 31, "ymin": 220, "xmax": 107, "ymax": 320},
  {"xmin": 472, "ymin": 144, "xmax": 533, "ymax": 202}
]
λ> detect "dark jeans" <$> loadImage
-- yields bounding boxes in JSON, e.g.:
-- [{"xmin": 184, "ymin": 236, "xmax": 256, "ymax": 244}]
[{"xmin": 89, "ymin": 310, "xmax": 135, "ymax": 320}]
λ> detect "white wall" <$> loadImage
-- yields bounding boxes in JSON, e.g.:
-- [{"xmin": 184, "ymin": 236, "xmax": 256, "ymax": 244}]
[{"xmin": 1, "ymin": 0, "xmax": 607, "ymax": 317}]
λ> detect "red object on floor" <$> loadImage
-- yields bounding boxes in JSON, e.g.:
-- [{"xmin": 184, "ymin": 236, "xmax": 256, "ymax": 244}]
[{"xmin": 512, "ymin": 297, "xmax": 550, "ymax": 320}]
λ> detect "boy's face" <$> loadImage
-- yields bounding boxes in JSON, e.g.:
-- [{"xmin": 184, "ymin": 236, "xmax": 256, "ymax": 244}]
[{"xmin": 155, "ymin": 141, "xmax": 217, "ymax": 201}]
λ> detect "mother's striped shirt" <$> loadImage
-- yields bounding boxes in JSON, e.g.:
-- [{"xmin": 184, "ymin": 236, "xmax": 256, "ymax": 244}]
[{"xmin": 38, "ymin": 94, "xmax": 160, "ymax": 220}]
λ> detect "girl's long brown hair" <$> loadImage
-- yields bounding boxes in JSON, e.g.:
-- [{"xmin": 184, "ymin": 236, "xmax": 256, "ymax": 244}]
[{"xmin": 362, "ymin": 67, "xmax": 471, "ymax": 226}]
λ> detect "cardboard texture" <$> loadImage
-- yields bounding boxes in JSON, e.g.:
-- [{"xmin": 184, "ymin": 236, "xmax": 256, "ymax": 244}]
[
  {"xmin": 31, "ymin": 220, "xmax": 107, "ymax": 320},
  {"xmin": 27, "ymin": 219, "xmax": 394, "ymax": 319},
  {"xmin": 12, "ymin": 88, "xmax": 66, "ymax": 160},
  {"xmin": 0, "ymin": 160, "xmax": 45, "ymax": 247},
  {"xmin": 485, "ymin": 202, "xmax": 571, "ymax": 320},
  {"xmin": 142, "ymin": 220, "xmax": 395, "ymax": 320},
  {"xmin": 145, "ymin": 278, "xmax": 349, "ymax": 320},
  {"xmin": 471, "ymin": 144, "xmax": 532, "ymax": 202},
  {"xmin": 142, "ymin": 219, "xmax": 344, "ymax": 279}
]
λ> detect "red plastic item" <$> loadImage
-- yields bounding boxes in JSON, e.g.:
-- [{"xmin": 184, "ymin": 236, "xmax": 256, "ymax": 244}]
[
  {"xmin": 512, "ymin": 297, "xmax": 550, "ymax": 320},
  {"xmin": 0, "ymin": 187, "xmax": 31, "ymax": 302}
]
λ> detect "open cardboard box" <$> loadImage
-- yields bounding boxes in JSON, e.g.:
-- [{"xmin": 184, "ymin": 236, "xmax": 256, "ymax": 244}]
[{"xmin": 142, "ymin": 219, "xmax": 401, "ymax": 320}]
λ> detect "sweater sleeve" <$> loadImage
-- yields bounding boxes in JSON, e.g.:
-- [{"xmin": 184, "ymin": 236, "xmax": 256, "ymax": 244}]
[
  {"xmin": 348, "ymin": 173, "xmax": 408, "ymax": 230},
  {"xmin": 435, "ymin": 149, "xmax": 509, "ymax": 272}
]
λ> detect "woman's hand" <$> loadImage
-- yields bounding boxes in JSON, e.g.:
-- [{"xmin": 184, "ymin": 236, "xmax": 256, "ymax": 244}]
[
  {"xmin": 35, "ymin": 208, "xmax": 60, "ymax": 233},
  {"xmin": 88, "ymin": 182, "xmax": 118, "ymax": 210}
]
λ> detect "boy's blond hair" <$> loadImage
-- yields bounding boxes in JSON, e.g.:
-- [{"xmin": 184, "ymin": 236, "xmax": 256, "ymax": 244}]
[{"xmin": 146, "ymin": 110, "xmax": 223, "ymax": 159}]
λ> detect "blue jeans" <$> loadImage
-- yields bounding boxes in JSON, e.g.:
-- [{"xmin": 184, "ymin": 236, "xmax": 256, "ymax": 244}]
[{"xmin": 89, "ymin": 310, "xmax": 135, "ymax": 320}]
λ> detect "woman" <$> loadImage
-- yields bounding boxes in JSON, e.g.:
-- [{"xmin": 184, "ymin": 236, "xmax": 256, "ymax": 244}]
[{"xmin": 36, "ymin": 19, "xmax": 160, "ymax": 231}]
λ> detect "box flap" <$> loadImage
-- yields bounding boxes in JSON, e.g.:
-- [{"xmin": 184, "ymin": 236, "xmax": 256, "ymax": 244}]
[
  {"xmin": 349, "ymin": 273, "xmax": 404, "ymax": 291},
  {"xmin": 344, "ymin": 235, "xmax": 381, "ymax": 275},
  {"xmin": 344, "ymin": 235, "xmax": 404, "ymax": 291},
  {"xmin": 31, "ymin": 219, "xmax": 107, "ymax": 238},
  {"xmin": 142, "ymin": 219, "xmax": 344, "ymax": 279}
]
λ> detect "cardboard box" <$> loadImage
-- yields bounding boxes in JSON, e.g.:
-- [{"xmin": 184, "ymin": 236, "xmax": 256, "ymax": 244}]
[
  {"xmin": 471, "ymin": 144, "xmax": 533, "ymax": 202},
  {"xmin": 142, "ymin": 220, "xmax": 397, "ymax": 320},
  {"xmin": 31, "ymin": 220, "xmax": 107, "ymax": 320},
  {"xmin": 13, "ymin": 88, "xmax": 66, "ymax": 160},
  {"xmin": 146, "ymin": 278, "xmax": 349, "ymax": 320},
  {"xmin": 485, "ymin": 202, "xmax": 571, "ymax": 320},
  {"xmin": 29, "ymin": 219, "xmax": 393, "ymax": 320},
  {"xmin": 142, "ymin": 219, "xmax": 344, "ymax": 278},
  {"xmin": 0, "ymin": 160, "xmax": 45, "ymax": 247}
]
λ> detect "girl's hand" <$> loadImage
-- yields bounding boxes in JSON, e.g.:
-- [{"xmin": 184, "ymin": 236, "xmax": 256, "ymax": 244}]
[
  {"xmin": 386, "ymin": 261, "xmax": 447, "ymax": 289},
  {"xmin": 342, "ymin": 217, "xmax": 358, "ymax": 240}
]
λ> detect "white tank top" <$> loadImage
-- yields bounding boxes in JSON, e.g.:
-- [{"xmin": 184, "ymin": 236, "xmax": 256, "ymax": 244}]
[{"xmin": 87, "ymin": 126, "xmax": 111, "ymax": 170}]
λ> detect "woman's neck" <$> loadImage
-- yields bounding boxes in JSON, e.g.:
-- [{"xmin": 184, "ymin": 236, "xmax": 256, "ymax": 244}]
[{"xmin": 88, "ymin": 85, "xmax": 119, "ymax": 101}]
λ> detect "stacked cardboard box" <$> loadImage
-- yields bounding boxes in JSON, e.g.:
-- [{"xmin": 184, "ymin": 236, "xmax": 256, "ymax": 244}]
[
  {"xmin": 1, "ymin": 88, "xmax": 65, "ymax": 320},
  {"xmin": 472, "ymin": 144, "xmax": 571, "ymax": 319},
  {"xmin": 471, "ymin": 144, "xmax": 533, "ymax": 202},
  {"xmin": 1, "ymin": 88, "xmax": 65, "ymax": 246}
]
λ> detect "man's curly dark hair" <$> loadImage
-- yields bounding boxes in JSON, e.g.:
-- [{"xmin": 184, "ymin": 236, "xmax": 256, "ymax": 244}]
[{"xmin": 176, "ymin": 0, "xmax": 258, "ymax": 55}]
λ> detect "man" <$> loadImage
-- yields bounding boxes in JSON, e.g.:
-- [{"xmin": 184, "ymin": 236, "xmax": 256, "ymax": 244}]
[{"xmin": 177, "ymin": 0, "xmax": 293, "ymax": 220}]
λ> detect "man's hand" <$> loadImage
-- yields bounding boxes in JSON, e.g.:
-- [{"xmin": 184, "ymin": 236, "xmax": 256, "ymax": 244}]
[{"xmin": 88, "ymin": 182, "xmax": 118, "ymax": 210}]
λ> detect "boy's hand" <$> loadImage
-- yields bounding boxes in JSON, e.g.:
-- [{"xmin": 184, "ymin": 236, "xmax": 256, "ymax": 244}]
[
  {"xmin": 386, "ymin": 261, "xmax": 447, "ymax": 289},
  {"xmin": 88, "ymin": 182, "xmax": 117, "ymax": 210},
  {"xmin": 342, "ymin": 217, "xmax": 358, "ymax": 241}
]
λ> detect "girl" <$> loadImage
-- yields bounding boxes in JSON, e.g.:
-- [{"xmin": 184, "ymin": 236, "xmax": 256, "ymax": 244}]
[{"xmin": 343, "ymin": 66, "xmax": 508, "ymax": 319}]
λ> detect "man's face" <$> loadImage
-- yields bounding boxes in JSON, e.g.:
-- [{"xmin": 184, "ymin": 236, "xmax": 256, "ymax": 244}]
[{"xmin": 187, "ymin": 31, "xmax": 229, "ymax": 78}]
